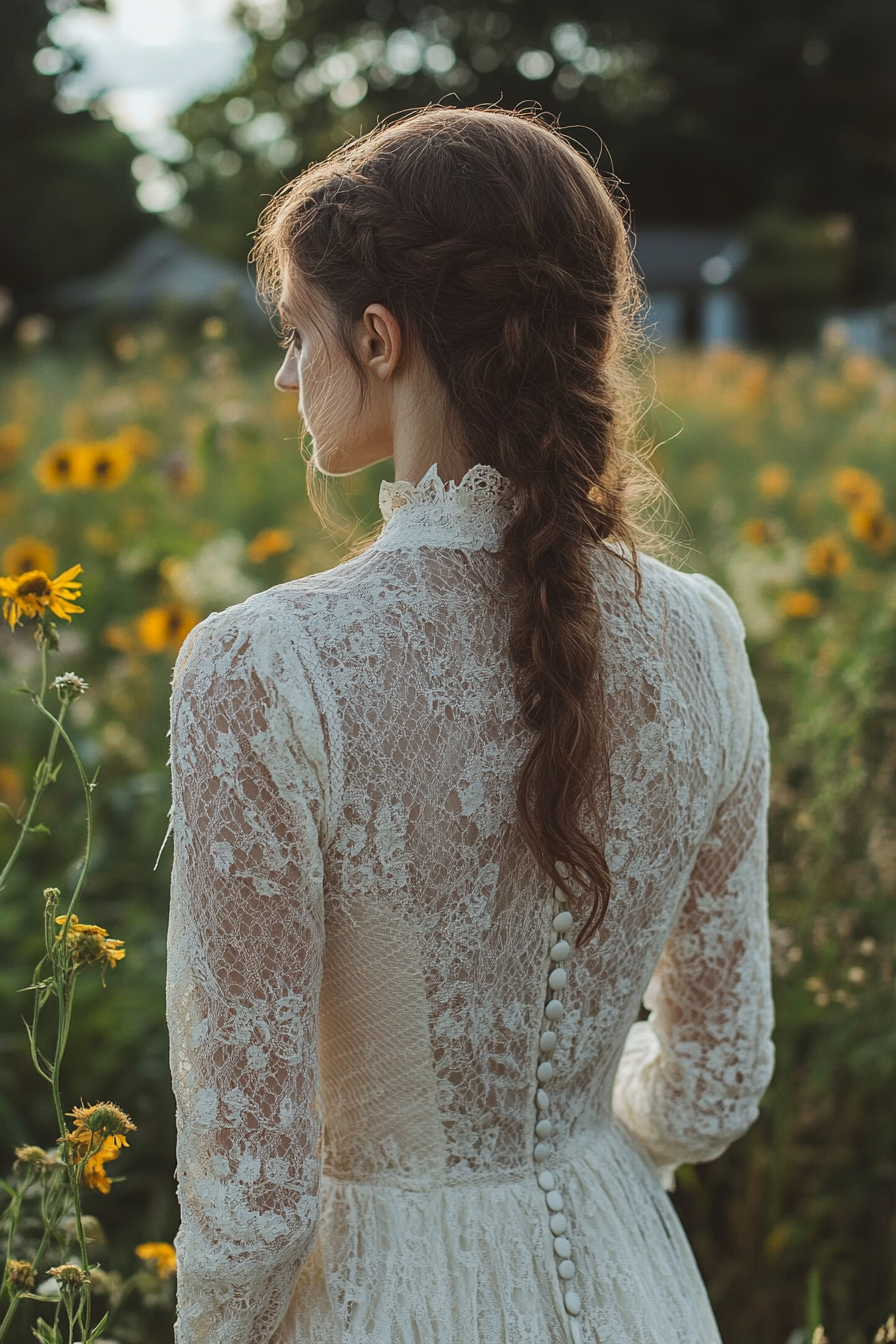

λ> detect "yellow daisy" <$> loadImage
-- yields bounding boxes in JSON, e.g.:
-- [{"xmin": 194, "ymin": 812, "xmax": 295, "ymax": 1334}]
[
  {"xmin": 55, "ymin": 914, "xmax": 125, "ymax": 970},
  {"xmin": 757, "ymin": 465, "xmax": 790, "ymax": 499},
  {"xmin": 135, "ymin": 603, "xmax": 198, "ymax": 653},
  {"xmin": 135, "ymin": 1243, "xmax": 177, "ymax": 1278},
  {"xmin": 849, "ymin": 507, "xmax": 896, "ymax": 555},
  {"xmin": 0, "ymin": 565, "xmax": 83, "ymax": 631},
  {"xmin": 779, "ymin": 589, "xmax": 820, "ymax": 619},
  {"xmin": 247, "ymin": 527, "xmax": 293, "ymax": 564},
  {"xmin": 831, "ymin": 467, "xmax": 884, "ymax": 514},
  {"xmin": 805, "ymin": 534, "xmax": 852, "ymax": 578},
  {"xmin": 83, "ymin": 438, "xmax": 134, "ymax": 490},
  {"xmin": 34, "ymin": 442, "xmax": 93, "ymax": 492},
  {"xmin": 1, "ymin": 536, "xmax": 57, "ymax": 578}
]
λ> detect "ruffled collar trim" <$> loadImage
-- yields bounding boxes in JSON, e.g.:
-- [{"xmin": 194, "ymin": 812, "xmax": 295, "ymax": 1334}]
[{"xmin": 376, "ymin": 463, "xmax": 516, "ymax": 553}]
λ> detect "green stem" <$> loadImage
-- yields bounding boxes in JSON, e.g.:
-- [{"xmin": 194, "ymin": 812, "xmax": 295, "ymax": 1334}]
[
  {"xmin": 0, "ymin": 703, "xmax": 66, "ymax": 896},
  {"xmin": 30, "ymin": 701, "xmax": 92, "ymax": 918}
]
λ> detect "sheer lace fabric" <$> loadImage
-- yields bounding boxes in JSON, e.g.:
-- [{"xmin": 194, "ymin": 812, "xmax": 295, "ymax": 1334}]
[{"xmin": 167, "ymin": 463, "xmax": 775, "ymax": 1344}]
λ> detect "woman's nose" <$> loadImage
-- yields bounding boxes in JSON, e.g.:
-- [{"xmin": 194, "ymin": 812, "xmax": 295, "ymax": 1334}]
[{"xmin": 275, "ymin": 348, "xmax": 299, "ymax": 393}]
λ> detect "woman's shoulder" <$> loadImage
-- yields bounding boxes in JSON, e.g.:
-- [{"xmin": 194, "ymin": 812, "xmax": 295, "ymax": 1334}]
[{"xmin": 630, "ymin": 550, "xmax": 747, "ymax": 647}]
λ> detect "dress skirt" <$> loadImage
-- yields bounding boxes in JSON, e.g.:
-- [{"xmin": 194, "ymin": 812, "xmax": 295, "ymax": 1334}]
[{"xmin": 277, "ymin": 1123, "xmax": 723, "ymax": 1344}]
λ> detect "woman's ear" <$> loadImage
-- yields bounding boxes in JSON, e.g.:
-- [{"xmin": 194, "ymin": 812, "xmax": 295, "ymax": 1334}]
[{"xmin": 361, "ymin": 304, "xmax": 402, "ymax": 381}]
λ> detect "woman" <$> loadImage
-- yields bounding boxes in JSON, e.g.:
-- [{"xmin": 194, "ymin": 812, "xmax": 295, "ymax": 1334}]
[{"xmin": 167, "ymin": 106, "xmax": 774, "ymax": 1344}]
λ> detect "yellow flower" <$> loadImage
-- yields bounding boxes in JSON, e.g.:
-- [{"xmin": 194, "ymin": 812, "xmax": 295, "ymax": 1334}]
[
  {"xmin": 0, "ymin": 422, "xmax": 26, "ymax": 470},
  {"xmin": 6, "ymin": 1259, "xmax": 36, "ymax": 1291},
  {"xmin": 135, "ymin": 1243, "xmax": 177, "ymax": 1278},
  {"xmin": 2, "ymin": 536, "xmax": 57, "ymax": 578},
  {"xmin": 849, "ymin": 507, "xmax": 896, "ymax": 555},
  {"xmin": 831, "ymin": 466, "xmax": 884, "ymax": 513},
  {"xmin": 55, "ymin": 914, "xmax": 125, "ymax": 970},
  {"xmin": 84, "ymin": 437, "xmax": 134, "ymax": 490},
  {"xmin": 247, "ymin": 527, "xmax": 293, "ymax": 564},
  {"xmin": 67, "ymin": 1100, "xmax": 135, "ymax": 1142},
  {"xmin": 135, "ymin": 603, "xmax": 198, "ymax": 653},
  {"xmin": 740, "ymin": 518, "xmax": 773, "ymax": 546},
  {"xmin": 63, "ymin": 1102, "xmax": 135, "ymax": 1191},
  {"xmin": 0, "ymin": 565, "xmax": 83, "ymax": 631},
  {"xmin": 779, "ymin": 589, "xmax": 820, "ymax": 619},
  {"xmin": 34, "ymin": 441, "xmax": 93, "ymax": 492},
  {"xmin": 58, "ymin": 1130, "xmax": 126, "ymax": 1194},
  {"xmin": 805, "ymin": 534, "xmax": 852, "ymax": 578},
  {"xmin": 758, "ymin": 465, "xmax": 790, "ymax": 499}
]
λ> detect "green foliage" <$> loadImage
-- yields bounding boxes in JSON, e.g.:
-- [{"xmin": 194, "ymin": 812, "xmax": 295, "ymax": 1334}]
[
  {"xmin": 0, "ymin": 331, "xmax": 894, "ymax": 1343},
  {"xmin": 0, "ymin": 0, "xmax": 148, "ymax": 303}
]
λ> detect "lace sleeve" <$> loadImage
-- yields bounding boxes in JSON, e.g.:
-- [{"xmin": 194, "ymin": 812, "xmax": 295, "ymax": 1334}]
[
  {"xmin": 167, "ymin": 604, "xmax": 327, "ymax": 1344},
  {"xmin": 612, "ymin": 577, "xmax": 775, "ymax": 1188}
]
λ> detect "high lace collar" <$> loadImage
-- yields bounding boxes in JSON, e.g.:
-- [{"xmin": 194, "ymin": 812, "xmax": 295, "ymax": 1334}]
[{"xmin": 376, "ymin": 463, "xmax": 516, "ymax": 553}]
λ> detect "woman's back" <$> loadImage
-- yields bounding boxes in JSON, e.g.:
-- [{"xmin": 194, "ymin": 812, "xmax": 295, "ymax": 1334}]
[{"xmin": 167, "ymin": 465, "xmax": 774, "ymax": 1344}]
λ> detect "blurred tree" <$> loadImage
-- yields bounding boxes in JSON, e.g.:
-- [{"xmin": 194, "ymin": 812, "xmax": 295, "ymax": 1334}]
[
  {"xmin": 171, "ymin": 0, "xmax": 896, "ymax": 327},
  {"xmin": 0, "ymin": 0, "xmax": 149, "ymax": 309}
]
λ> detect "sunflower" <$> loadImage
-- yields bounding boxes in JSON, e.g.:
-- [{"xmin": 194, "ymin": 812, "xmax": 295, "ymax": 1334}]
[
  {"xmin": 84, "ymin": 438, "xmax": 134, "ymax": 490},
  {"xmin": 849, "ymin": 507, "xmax": 896, "ymax": 556},
  {"xmin": 135, "ymin": 603, "xmax": 198, "ymax": 653},
  {"xmin": 34, "ymin": 442, "xmax": 93, "ymax": 492},
  {"xmin": 1, "ymin": 536, "xmax": 57, "ymax": 578},
  {"xmin": 757, "ymin": 465, "xmax": 790, "ymax": 499},
  {"xmin": 247, "ymin": 527, "xmax": 293, "ymax": 564},
  {"xmin": 0, "ymin": 565, "xmax": 83, "ymax": 631},
  {"xmin": 55, "ymin": 914, "xmax": 125, "ymax": 970},
  {"xmin": 806, "ymin": 534, "xmax": 852, "ymax": 578},
  {"xmin": 135, "ymin": 1243, "xmax": 177, "ymax": 1278},
  {"xmin": 831, "ymin": 467, "xmax": 884, "ymax": 514},
  {"xmin": 779, "ymin": 589, "xmax": 820, "ymax": 619}
]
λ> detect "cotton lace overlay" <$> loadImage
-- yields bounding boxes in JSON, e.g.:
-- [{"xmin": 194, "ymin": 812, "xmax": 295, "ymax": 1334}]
[{"xmin": 167, "ymin": 464, "xmax": 774, "ymax": 1344}]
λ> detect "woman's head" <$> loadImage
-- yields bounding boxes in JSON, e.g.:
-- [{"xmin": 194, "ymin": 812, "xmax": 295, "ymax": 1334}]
[{"xmin": 254, "ymin": 106, "xmax": 656, "ymax": 940}]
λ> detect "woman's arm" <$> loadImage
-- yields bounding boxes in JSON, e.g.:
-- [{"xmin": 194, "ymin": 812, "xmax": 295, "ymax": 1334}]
[
  {"xmin": 167, "ymin": 610, "xmax": 327, "ymax": 1344},
  {"xmin": 612, "ymin": 581, "xmax": 775, "ymax": 1186}
]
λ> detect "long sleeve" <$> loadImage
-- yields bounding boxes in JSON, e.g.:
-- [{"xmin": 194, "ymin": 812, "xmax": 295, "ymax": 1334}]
[
  {"xmin": 167, "ymin": 607, "xmax": 328, "ymax": 1344},
  {"xmin": 612, "ymin": 576, "xmax": 775, "ymax": 1186}
]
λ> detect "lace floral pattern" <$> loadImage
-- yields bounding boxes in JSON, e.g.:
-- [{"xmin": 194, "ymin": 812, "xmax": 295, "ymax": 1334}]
[{"xmin": 167, "ymin": 465, "xmax": 774, "ymax": 1344}]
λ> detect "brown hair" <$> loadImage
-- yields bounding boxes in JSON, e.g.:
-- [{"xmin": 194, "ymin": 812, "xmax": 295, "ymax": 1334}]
[{"xmin": 253, "ymin": 105, "xmax": 657, "ymax": 943}]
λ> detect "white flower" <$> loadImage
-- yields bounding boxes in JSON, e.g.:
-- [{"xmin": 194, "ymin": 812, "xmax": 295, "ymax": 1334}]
[{"xmin": 53, "ymin": 672, "xmax": 89, "ymax": 699}]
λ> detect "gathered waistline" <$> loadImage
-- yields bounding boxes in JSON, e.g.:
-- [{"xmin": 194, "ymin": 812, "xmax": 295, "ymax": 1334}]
[{"xmin": 321, "ymin": 1123, "xmax": 621, "ymax": 1194}]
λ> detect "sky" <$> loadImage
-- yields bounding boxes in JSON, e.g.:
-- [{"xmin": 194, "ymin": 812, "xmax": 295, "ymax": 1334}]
[{"xmin": 47, "ymin": 0, "xmax": 278, "ymax": 151}]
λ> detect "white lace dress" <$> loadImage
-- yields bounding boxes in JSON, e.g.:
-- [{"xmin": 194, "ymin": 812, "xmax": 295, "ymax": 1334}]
[{"xmin": 167, "ymin": 464, "xmax": 775, "ymax": 1344}]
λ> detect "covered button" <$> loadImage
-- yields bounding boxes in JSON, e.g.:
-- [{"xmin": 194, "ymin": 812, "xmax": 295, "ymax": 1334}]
[
  {"xmin": 537, "ymin": 1061, "xmax": 553, "ymax": 1083},
  {"xmin": 570, "ymin": 1320, "xmax": 583, "ymax": 1344},
  {"xmin": 535, "ymin": 1118, "xmax": 552, "ymax": 1139},
  {"xmin": 549, "ymin": 1213, "xmax": 568, "ymax": 1235},
  {"xmin": 564, "ymin": 1290, "xmax": 582, "ymax": 1316},
  {"xmin": 557, "ymin": 1259, "xmax": 576, "ymax": 1281},
  {"xmin": 553, "ymin": 1236, "xmax": 572, "ymax": 1258},
  {"xmin": 552, "ymin": 910, "xmax": 573, "ymax": 933},
  {"xmin": 545, "ymin": 1190, "xmax": 564, "ymax": 1212},
  {"xmin": 539, "ymin": 1030, "xmax": 558, "ymax": 1053},
  {"xmin": 544, "ymin": 999, "xmax": 564, "ymax": 1021},
  {"xmin": 537, "ymin": 1170, "xmax": 555, "ymax": 1191},
  {"xmin": 533, "ymin": 1142, "xmax": 551, "ymax": 1161},
  {"xmin": 550, "ymin": 940, "xmax": 571, "ymax": 962},
  {"xmin": 536, "ymin": 1088, "xmax": 550, "ymax": 1111},
  {"xmin": 548, "ymin": 968, "xmax": 568, "ymax": 990}
]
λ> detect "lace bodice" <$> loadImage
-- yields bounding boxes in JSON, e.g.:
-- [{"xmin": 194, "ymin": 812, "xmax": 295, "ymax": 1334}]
[{"xmin": 167, "ymin": 464, "xmax": 774, "ymax": 1344}]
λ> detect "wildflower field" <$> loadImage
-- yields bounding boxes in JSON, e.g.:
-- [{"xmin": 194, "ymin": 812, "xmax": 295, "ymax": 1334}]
[{"xmin": 0, "ymin": 327, "xmax": 894, "ymax": 1344}]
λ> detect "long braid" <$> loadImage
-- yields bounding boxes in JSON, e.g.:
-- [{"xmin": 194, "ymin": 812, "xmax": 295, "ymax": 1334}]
[{"xmin": 253, "ymin": 106, "xmax": 658, "ymax": 942}]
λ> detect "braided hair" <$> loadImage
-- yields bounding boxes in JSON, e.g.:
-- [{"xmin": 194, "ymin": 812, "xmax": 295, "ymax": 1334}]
[{"xmin": 253, "ymin": 106, "xmax": 657, "ymax": 943}]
